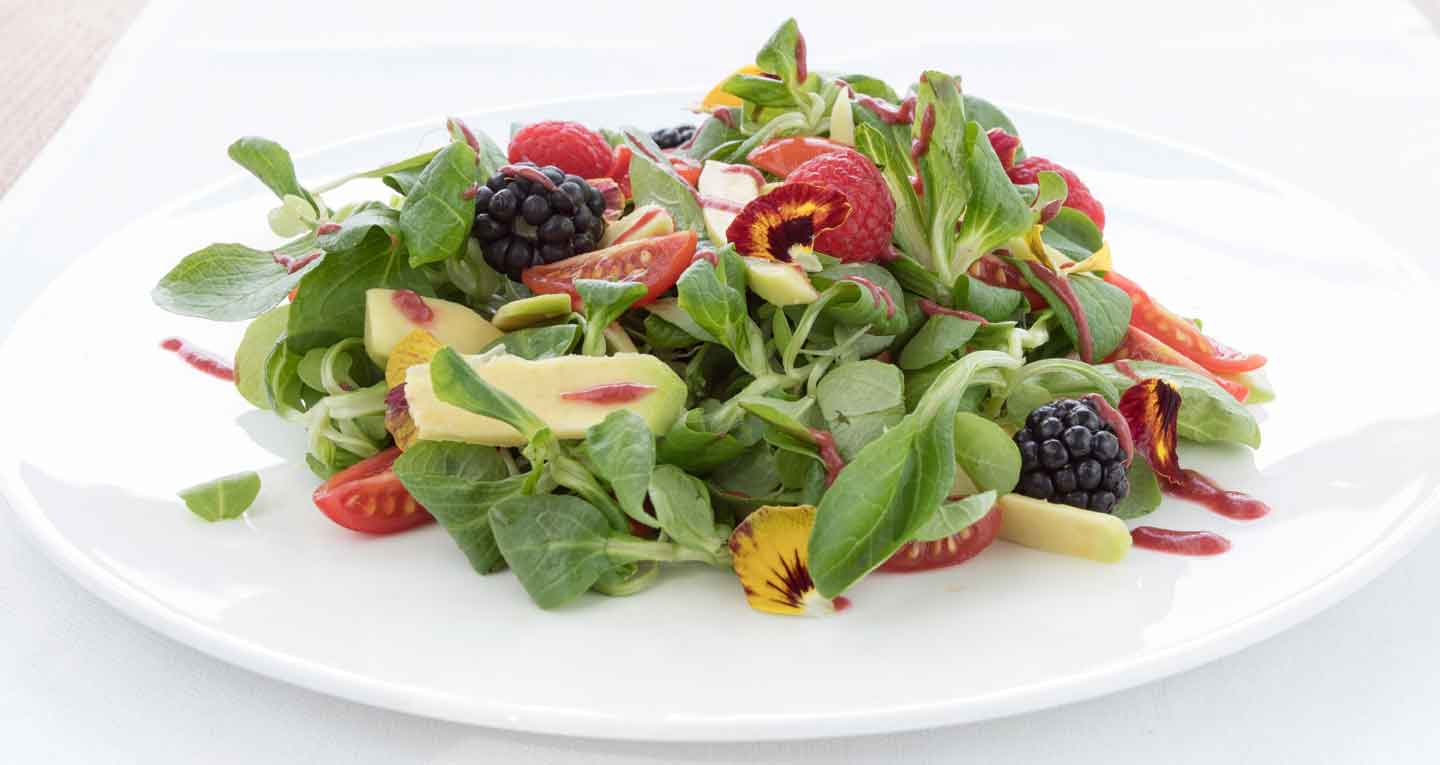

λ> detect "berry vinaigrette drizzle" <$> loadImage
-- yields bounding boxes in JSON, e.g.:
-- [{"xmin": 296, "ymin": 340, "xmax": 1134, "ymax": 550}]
[{"xmin": 160, "ymin": 338, "xmax": 235, "ymax": 382}]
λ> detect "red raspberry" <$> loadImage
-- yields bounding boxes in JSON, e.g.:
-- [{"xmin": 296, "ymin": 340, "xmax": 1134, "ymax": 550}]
[
  {"xmin": 508, "ymin": 121, "xmax": 612, "ymax": 179},
  {"xmin": 1006, "ymin": 156, "xmax": 1106, "ymax": 232},
  {"xmin": 987, "ymin": 128, "xmax": 1022, "ymax": 170},
  {"xmin": 787, "ymin": 148, "xmax": 895, "ymax": 263}
]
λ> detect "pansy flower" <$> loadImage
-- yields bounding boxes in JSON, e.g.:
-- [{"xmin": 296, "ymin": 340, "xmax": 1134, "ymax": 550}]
[
  {"xmin": 726, "ymin": 182, "xmax": 851, "ymax": 263},
  {"xmin": 729, "ymin": 504, "xmax": 849, "ymax": 616}
]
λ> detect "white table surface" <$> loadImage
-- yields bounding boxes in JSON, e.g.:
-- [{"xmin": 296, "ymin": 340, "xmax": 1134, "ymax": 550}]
[{"xmin": 4, "ymin": 1, "xmax": 1440, "ymax": 761}]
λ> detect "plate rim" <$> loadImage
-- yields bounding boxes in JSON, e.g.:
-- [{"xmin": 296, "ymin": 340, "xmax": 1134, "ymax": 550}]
[{"xmin": 3, "ymin": 89, "xmax": 1438, "ymax": 741}]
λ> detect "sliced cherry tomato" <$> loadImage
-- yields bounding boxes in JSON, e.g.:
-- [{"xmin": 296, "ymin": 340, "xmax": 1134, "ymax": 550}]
[
  {"xmin": 968, "ymin": 254, "xmax": 1046, "ymax": 309},
  {"xmin": 746, "ymin": 136, "xmax": 850, "ymax": 177},
  {"xmin": 607, "ymin": 146, "xmax": 702, "ymax": 199},
  {"xmin": 1104, "ymin": 272, "xmax": 1266, "ymax": 374},
  {"xmin": 879, "ymin": 505, "xmax": 1003, "ymax": 573},
  {"xmin": 1105, "ymin": 325, "xmax": 1250, "ymax": 402},
  {"xmin": 312, "ymin": 447, "xmax": 433, "ymax": 534},
  {"xmin": 522, "ymin": 230, "xmax": 698, "ymax": 308}
]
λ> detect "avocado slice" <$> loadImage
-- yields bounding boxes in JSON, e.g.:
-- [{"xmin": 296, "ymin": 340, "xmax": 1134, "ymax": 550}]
[
  {"xmin": 365, "ymin": 288, "xmax": 502, "ymax": 366},
  {"xmin": 744, "ymin": 257, "xmax": 819, "ymax": 306},
  {"xmin": 403, "ymin": 352, "xmax": 686, "ymax": 446},
  {"xmin": 491, "ymin": 293, "xmax": 572, "ymax": 331},
  {"xmin": 996, "ymin": 493, "xmax": 1131, "ymax": 563}
]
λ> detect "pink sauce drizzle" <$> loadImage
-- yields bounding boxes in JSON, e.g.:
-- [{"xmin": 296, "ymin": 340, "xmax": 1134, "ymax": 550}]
[
  {"xmin": 160, "ymin": 337, "xmax": 235, "ymax": 381},
  {"xmin": 1163, "ymin": 470, "xmax": 1271, "ymax": 521},
  {"xmin": 698, "ymin": 194, "xmax": 744, "ymax": 213},
  {"xmin": 794, "ymin": 31, "xmax": 808, "ymax": 83},
  {"xmin": 612, "ymin": 208, "xmax": 661, "ymax": 244},
  {"xmin": 499, "ymin": 163, "xmax": 558, "ymax": 192},
  {"xmin": 560, "ymin": 383, "xmax": 656, "ymax": 404},
  {"xmin": 855, "ymin": 94, "xmax": 917, "ymax": 125},
  {"xmin": 910, "ymin": 104, "xmax": 936, "ymax": 163},
  {"xmin": 712, "ymin": 109, "xmax": 738, "ymax": 129},
  {"xmin": 918, "ymin": 298, "xmax": 986, "ymax": 324},
  {"xmin": 832, "ymin": 595, "xmax": 851, "ymax": 612},
  {"xmin": 461, "ymin": 183, "xmax": 480, "ymax": 200},
  {"xmin": 1114, "ymin": 360, "xmax": 1141, "ymax": 382},
  {"xmin": 1023, "ymin": 262, "xmax": 1096, "ymax": 362},
  {"xmin": 843, "ymin": 276, "xmax": 896, "ymax": 319},
  {"xmin": 446, "ymin": 117, "xmax": 481, "ymax": 153},
  {"xmin": 808, "ymin": 428, "xmax": 846, "ymax": 487},
  {"xmin": 271, "ymin": 249, "xmax": 322, "ymax": 274},
  {"xmin": 391, "ymin": 289, "xmax": 434, "ymax": 324},
  {"xmin": 315, "ymin": 222, "xmax": 341, "ymax": 235},
  {"xmin": 721, "ymin": 163, "xmax": 766, "ymax": 187},
  {"xmin": 1131, "ymin": 526, "xmax": 1231, "ymax": 556}
]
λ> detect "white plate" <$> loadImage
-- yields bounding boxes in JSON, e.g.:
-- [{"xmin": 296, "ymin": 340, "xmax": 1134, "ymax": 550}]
[{"xmin": 3, "ymin": 92, "xmax": 1438, "ymax": 742}]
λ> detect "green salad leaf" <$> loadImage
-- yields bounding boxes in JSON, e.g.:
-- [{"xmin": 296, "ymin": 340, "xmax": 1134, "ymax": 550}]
[
  {"xmin": 393, "ymin": 441, "xmax": 518, "ymax": 573},
  {"xmin": 285, "ymin": 225, "xmax": 431, "ymax": 353},
  {"xmin": 152, "ymin": 239, "xmax": 318, "ymax": 321},
  {"xmin": 489, "ymin": 494, "xmax": 620, "ymax": 609},
  {"xmin": 484, "ymin": 324, "xmax": 579, "ymax": 360},
  {"xmin": 952, "ymin": 412, "xmax": 1021, "ymax": 494},
  {"xmin": 584, "ymin": 410, "xmax": 657, "ymax": 528},
  {"xmin": 1097, "ymin": 361, "xmax": 1262, "ymax": 448},
  {"xmin": 899, "ymin": 314, "xmax": 980, "ymax": 370},
  {"xmin": 234, "ymin": 304, "xmax": 291, "ymax": 409},
  {"xmin": 576, "ymin": 279, "xmax": 646, "ymax": 356},
  {"xmin": 815, "ymin": 359, "xmax": 905, "ymax": 460},
  {"xmin": 912, "ymin": 490, "xmax": 997, "ymax": 542},
  {"xmin": 227, "ymin": 136, "xmax": 318, "ymax": 211},
  {"xmin": 399, "ymin": 140, "xmax": 479, "ymax": 267},
  {"xmin": 648, "ymin": 464, "xmax": 728, "ymax": 556},
  {"xmin": 1112, "ymin": 459, "xmax": 1163, "ymax": 520},
  {"xmin": 429, "ymin": 347, "xmax": 546, "ymax": 439},
  {"xmin": 178, "ymin": 471, "xmax": 261, "ymax": 522}
]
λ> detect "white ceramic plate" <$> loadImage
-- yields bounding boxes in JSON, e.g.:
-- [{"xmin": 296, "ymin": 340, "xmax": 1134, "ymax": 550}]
[{"xmin": 3, "ymin": 92, "xmax": 1438, "ymax": 742}]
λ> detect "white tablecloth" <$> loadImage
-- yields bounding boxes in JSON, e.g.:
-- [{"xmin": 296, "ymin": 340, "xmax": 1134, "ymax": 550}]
[{"xmin": 4, "ymin": 1, "xmax": 1440, "ymax": 761}]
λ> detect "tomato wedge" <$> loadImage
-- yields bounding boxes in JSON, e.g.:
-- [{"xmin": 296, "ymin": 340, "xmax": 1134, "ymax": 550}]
[
  {"xmin": 746, "ymin": 136, "xmax": 850, "ymax": 177},
  {"xmin": 1104, "ymin": 272, "xmax": 1266, "ymax": 374},
  {"xmin": 312, "ymin": 447, "xmax": 433, "ymax": 534},
  {"xmin": 522, "ymin": 230, "xmax": 698, "ymax": 308},
  {"xmin": 879, "ymin": 505, "xmax": 1003, "ymax": 573},
  {"xmin": 1105, "ymin": 325, "xmax": 1251, "ymax": 402},
  {"xmin": 608, "ymin": 146, "xmax": 701, "ymax": 198}
]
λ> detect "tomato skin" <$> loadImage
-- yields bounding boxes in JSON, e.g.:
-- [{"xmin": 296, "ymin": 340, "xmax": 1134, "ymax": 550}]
[
  {"xmin": 312, "ymin": 448, "xmax": 433, "ymax": 535},
  {"xmin": 522, "ymin": 230, "xmax": 698, "ymax": 308},
  {"xmin": 879, "ymin": 505, "xmax": 1003, "ymax": 573},
  {"xmin": 608, "ymin": 146, "xmax": 701, "ymax": 198},
  {"xmin": 747, "ymin": 137, "xmax": 850, "ymax": 177},
  {"xmin": 1105, "ymin": 325, "xmax": 1250, "ymax": 402},
  {"xmin": 1104, "ymin": 272, "xmax": 1266, "ymax": 374}
]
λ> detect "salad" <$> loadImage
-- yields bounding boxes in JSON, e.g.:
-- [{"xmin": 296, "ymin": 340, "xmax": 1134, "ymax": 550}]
[{"xmin": 152, "ymin": 19, "xmax": 1270, "ymax": 615}]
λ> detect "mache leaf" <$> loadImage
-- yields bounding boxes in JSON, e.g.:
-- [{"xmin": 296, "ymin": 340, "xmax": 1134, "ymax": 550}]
[{"xmin": 399, "ymin": 141, "xmax": 479, "ymax": 267}]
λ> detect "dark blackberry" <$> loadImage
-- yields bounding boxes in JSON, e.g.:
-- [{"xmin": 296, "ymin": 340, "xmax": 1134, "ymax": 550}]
[
  {"xmin": 650, "ymin": 124, "xmax": 696, "ymax": 150},
  {"xmin": 1012, "ymin": 397, "xmax": 1130, "ymax": 513},
  {"xmin": 471, "ymin": 162, "xmax": 607, "ymax": 279}
]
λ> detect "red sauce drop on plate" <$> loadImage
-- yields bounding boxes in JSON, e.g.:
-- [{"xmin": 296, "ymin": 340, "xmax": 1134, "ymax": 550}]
[
  {"xmin": 560, "ymin": 383, "xmax": 656, "ymax": 404},
  {"xmin": 832, "ymin": 595, "xmax": 851, "ymax": 613},
  {"xmin": 1163, "ymin": 469, "xmax": 1271, "ymax": 520},
  {"xmin": 1131, "ymin": 526, "xmax": 1231, "ymax": 556},
  {"xmin": 160, "ymin": 337, "xmax": 235, "ymax": 382},
  {"xmin": 391, "ymin": 289, "xmax": 434, "ymax": 324}
]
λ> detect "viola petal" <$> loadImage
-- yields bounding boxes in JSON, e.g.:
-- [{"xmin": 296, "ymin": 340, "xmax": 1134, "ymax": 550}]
[
  {"xmin": 1118, "ymin": 378, "xmax": 1182, "ymax": 482},
  {"xmin": 726, "ymin": 182, "xmax": 851, "ymax": 262},
  {"xmin": 728, "ymin": 504, "xmax": 847, "ymax": 616}
]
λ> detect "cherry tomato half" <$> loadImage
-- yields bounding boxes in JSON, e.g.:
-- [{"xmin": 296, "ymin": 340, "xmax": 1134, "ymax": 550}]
[
  {"xmin": 879, "ymin": 505, "xmax": 1004, "ymax": 573},
  {"xmin": 1104, "ymin": 272, "xmax": 1266, "ymax": 374},
  {"xmin": 522, "ymin": 230, "xmax": 698, "ymax": 308},
  {"xmin": 746, "ymin": 136, "xmax": 850, "ymax": 177},
  {"xmin": 1105, "ymin": 325, "xmax": 1250, "ymax": 402},
  {"xmin": 312, "ymin": 447, "xmax": 433, "ymax": 534}
]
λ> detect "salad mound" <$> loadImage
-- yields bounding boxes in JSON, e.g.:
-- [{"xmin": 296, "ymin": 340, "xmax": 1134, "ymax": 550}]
[{"xmin": 152, "ymin": 18, "xmax": 1270, "ymax": 615}]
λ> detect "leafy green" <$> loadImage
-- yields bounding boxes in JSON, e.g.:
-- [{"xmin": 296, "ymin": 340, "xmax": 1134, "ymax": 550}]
[
  {"xmin": 952, "ymin": 412, "xmax": 1020, "ymax": 494},
  {"xmin": 912, "ymin": 491, "xmax": 997, "ymax": 542},
  {"xmin": 312, "ymin": 148, "xmax": 439, "ymax": 194},
  {"xmin": 898, "ymin": 314, "xmax": 980, "ymax": 370},
  {"xmin": 812, "ymin": 263, "xmax": 908, "ymax": 335},
  {"xmin": 428, "ymin": 347, "xmax": 547, "ymax": 439},
  {"xmin": 738, "ymin": 395, "xmax": 818, "ymax": 441},
  {"xmin": 234, "ymin": 304, "xmax": 291, "ymax": 409},
  {"xmin": 648, "ymin": 464, "xmax": 728, "ymax": 556},
  {"xmin": 227, "ymin": 137, "xmax": 318, "ymax": 210},
  {"xmin": 399, "ymin": 141, "xmax": 479, "ymax": 267},
  {"xmin": 484, "ymin": 324, "xmax": 579, "ymax": 360},
  {"xmin": 489, "ymin": 495, "xmax": 620, "ymax": 609},
  {"xmin": 575, "ymin": 279, "xmax": 646, "ymax": 356},
  {"xmin": 676, "ymin": 257, "xmax": 769, "ymax": 375},
  {"xmin": 1096, "ymin": 361, "xmax": 1262, "ymax": 448},
  {"xmin": 809, "ymin": 351, "xmax": 1020, "ymax": 597},
  {"xmin": 316, "ymin": 202, "xmax": 399, "ymax": 253},
  {"xmin": 285, "ymin": 226, "xmax": 430, "ymax": 353},
  {"xmin": 1112, "ymin": 459, "xmax": 1163, "ymax": 520},
  {"xmin": 815, "ymin": 359, "xmax": 905, "ymax": 460},
  {"xmin": 178, "ymin": 471, "xmax": 261, "ymax": 522},
  {"xmin": 392, "ymin": 441, "xmax": 518, "ymax": 573},
  {"xmin": 962, "ymin": 94, "xmax": 1021, "ymax": 148},
  {"xmin": 1042, "ymin": 207, "xmax": 1104, "ymax": 260},
  {"xmin": 947, "ymin": 120, "xmax": 1033, "ymax": 284},
  {"xmin": 953, "ymin": 274, "xmax": 1024, "ymax": 322},
  {"xmin": 657, "ymin": 409, "xmax": 753, "ymax": 473},
  {"xmin": 1014, "ymin": 265, "xmax": 1131, "ymax": 362},
  {"xmin": 755, "ymin": 18, "xmax": 808, "ymax": 90},
  {"xmin": 584, "ymin": 410, "xmax": 657, "ymax": 528},
  {"xmin": 624, "ymin": 129, "xmax": 707, "ymax": 236},
  {"xmin": 645, "ymin": 298, "xmax": 718, "ymax": 344},
  {"xmin": 152, "ymin": 240, "xmax": 318, "ymax": 321}
]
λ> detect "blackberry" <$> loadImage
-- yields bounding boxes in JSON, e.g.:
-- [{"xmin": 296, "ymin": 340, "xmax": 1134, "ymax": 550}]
[
  {"xmin": 650, "ymin": 124, "xmax": 696, "ymax": 150},
  {"xmin": 1013, "ymin": 398, "xmax": 1129, "ymax": 513},
  {"xmin": 472, "ymin": 162, "xmax": 606, "ymax": 279}
]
